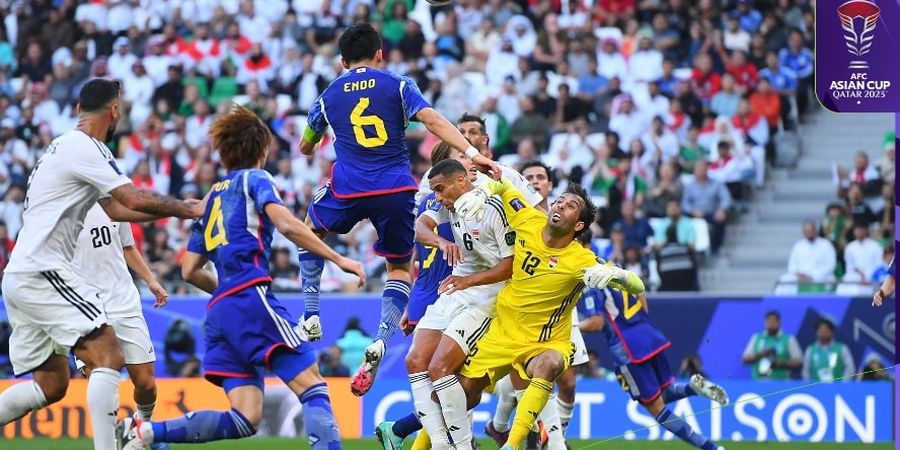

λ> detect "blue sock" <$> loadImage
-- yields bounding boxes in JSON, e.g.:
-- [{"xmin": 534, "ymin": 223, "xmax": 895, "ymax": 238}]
[
  {"xmin": 654, "ymin": 407, "xmax": 716, "ymax": 450},
  {"xmin": 151, "ymin": 409, "xmax": 255, "ymax": 443},
  {"xmin": 300, "ymin": 383, "xmax": 341, "ymax": 450},
  {"xmin": 375, "ymin": 279, "xmax": 410, "ymax": 342},
  {"xmin": 299, "ymin": 253, "xmax": 324, "ymax": 319},
  {"xmin": 391, "ymin": 412, "xmax": 423, "ymax": 438},
  {"xmin": 662, "ymin": 383, "xmax": 696, "ymax": 403}
]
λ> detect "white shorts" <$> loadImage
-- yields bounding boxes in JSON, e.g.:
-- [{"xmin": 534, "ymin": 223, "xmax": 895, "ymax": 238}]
[
  {"xmin": 417, "ymin": 289, "xmax": 495, "ymax": 355},
  {"xmin": 2, "ymin": 269, "xmax": 108, "ymax": 376},
  {"xmin": 571, "ymin": 325, "xmax": 589, "ymax": 366}
]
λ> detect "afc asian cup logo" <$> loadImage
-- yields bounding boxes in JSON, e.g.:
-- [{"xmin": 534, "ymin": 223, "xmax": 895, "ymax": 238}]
[{"xmin": 837, "ymin": 0, "xmax": 881, "ymax": 70}]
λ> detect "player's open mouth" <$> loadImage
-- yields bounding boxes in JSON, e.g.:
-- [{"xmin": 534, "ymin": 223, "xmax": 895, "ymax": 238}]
[{"xmin": 551, "ymin": 212, "xmax": 562, "ymax": 223}]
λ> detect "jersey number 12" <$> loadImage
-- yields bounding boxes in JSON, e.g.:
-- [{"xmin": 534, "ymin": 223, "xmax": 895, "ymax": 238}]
[
  {"xmin": 350, "ymin": 97, "xmax": 388, "ymax": 147},
  {"xmin": 204, "ymin": 196, "xmax": 229, "ymax": 251}
]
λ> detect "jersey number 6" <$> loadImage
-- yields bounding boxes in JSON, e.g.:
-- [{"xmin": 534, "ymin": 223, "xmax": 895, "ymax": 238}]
[
  {"xmin": 204, "ymin": 196, "xmax": 229, "ymax": 251},
  {"xmin": 350, "ymin": 97, "xmax": 388, "ymax": 147}
]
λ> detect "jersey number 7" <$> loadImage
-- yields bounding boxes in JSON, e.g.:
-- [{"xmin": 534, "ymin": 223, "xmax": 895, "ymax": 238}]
[
  {"xmin": 350, "ymin": 98, "xmax": 388, "ymax": 147},
  {"xmin": 204, "ymin": 196, "xmax": 229, "ymax": 251}
]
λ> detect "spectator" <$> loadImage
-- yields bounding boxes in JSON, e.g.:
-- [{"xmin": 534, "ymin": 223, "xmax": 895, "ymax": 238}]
[
  {"xmin": 271, "ymin": 246, "xmax": 301, "ymax": 292},
  {"xmin": 845, "ymin": 183, "xmax": 877, "ymax": 228},
  {"xmin": 336, "ymin": 317, "xmax": 371, "ymax": 372},
  {"xmin": 835, "ymin": 151, "xmax": 881, "ymax": 197},
  {"xmin": 682, "ymin": 160, "xmax": 731, "ymax": 255},
  {"xmin": 318, "ymin": 345, "xmax": 350, "ymax": 377},
  {"xmin": 857, "ymin": 354, "xmax": 893, "ymax": 381},
  {"xmin": 802, "ymin": 319, "xmax": 855, "ymax": 382},
  {"xmin": 821, "ymin": 202, "xmax": 853, "ymax": 257},
  {"xmin": 742, "ymin": 311, "xmax": 803, "ymax": 380},
  {"xmin": 726, "ymin": 50, "xmax": 759, "ymax": 94},
  {"xmin": 655, "ymin": 221, "xmax": 698, "ymax": 291},
  {"xmin": 614, "ymin": 200, "xmax": 654, "ymax": 250},
  {"xmin": 749, "ymin": 77, "xmax": 781, "ymax": 130},
  {"xmin": 646, "ymin": 162, "xmax": 683, "ymax": 218},
  {"xmin": 710, "ymin": 73, "xmax": 741, "ymax": 118},
  {"xmin": 778, "ymin": 220, "xmax": 837, "ymax": 289},
  {"xmin": 164, "ymin": 319, "xmax": 197, "ymax": 377},
  {"xmin": 779, "ymin": 29, "xmax": 813, "ymax": 116},
  {"xmin": 654, "ymin": 200, "xmax": 696, "ymax": 248},
  {"xmin": 678, "ymin": 354, "xmax": 708, "ymax": 379},
  {"xmin": 842, "ymin": 223, "xmax": 883, "ymax": 284},
  {"xmin": 723, "ymin": 15, "xmax": 751, "ymax": 53}
]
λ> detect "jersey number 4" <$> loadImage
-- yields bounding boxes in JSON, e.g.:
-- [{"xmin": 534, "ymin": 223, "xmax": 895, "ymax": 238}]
[
  {"xmin": 204, "ymin": 196, "xmax": 229, "ymax": 251},
  {"xmin": 350, "ymin": 98, "xmax": 388, "ymax": 147}
]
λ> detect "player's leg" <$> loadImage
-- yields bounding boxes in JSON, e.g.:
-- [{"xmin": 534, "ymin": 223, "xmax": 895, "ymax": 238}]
[
  {"xmin": 114, "ymin": 316, "xmax": 160, "ymax": 422},
  {"xmin": 429, "ymin": 308, "xmax": 493, "ymax": 450},
  {"xmin": 0, "ymin": 354, "xmax": 66, "ymax": 424},
  {"xmin": 507, "ymin": 349, "xmax": 568, "ymax": 450},
  {"xmin": 556, "ymin": 367, "xmax": 576, "ymax": 435},
  {"xmin": 644, "ymin": 396, "xmax": 719, "ymax": 450},
  {"xmin": 277, "ymin": 350, "xmax": 342, "ymax": 450},
  {"xmin": 352, "ymin": 191, "xmax": 416, "ymax": 396},
  {"xmin": 678, "ymin": 374, "xmax": 729, "ymax": 406},
  {"xmin": 75, "ymin": 324, "xmax": 127, "ymax": 450},
  {"xmin": 485, "ymin": 374, "xmax": 515, "ymax": 445}
]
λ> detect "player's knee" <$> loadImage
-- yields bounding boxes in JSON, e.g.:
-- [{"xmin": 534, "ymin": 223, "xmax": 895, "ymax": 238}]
[
  {"xmin": 531, "ymin": 356, "xmax": 564, "ymax": 380},
  {"xmin": 556, "ymin": 372, "xmax": 576, "ymax": 396},
  {"xmin": 40, "ymin": 379, "xmax": 69, "ymax": 404},
  {"xmin": 405, "ymin": 349, "xmax": 429, "ymax": 373},
  {"xmin": 133, "ymin": 375, "xmax": 157, "ymax": 398},
  {"xmin": 426, "ymin": 359, "xmax": 452, "ymax": 380}
]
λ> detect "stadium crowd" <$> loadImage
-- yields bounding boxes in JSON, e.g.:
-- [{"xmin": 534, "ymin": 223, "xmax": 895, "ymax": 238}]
[{"xmin": 0, "ymin": 0, "xmax": 847, "ymax": 295}]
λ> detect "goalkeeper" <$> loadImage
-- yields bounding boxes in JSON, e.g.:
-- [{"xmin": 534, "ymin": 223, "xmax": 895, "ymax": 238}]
[{"xmin": 428, "ymin": 177, "xmax": 645, "ymax": 450}]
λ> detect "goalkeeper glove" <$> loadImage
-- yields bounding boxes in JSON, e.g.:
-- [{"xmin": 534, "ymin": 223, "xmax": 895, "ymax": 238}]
[
  {"xmin": 453, "ymin": 183, "xmax": 492, "ymax": 221},
  {"xmin": 583, "ymin": 263, "xmax": 616, "ymax": 289}
]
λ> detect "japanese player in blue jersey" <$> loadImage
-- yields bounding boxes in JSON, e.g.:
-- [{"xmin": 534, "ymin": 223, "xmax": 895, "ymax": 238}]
[
  {"xmin": 595, "ymin": 283, "xmax": 730, "ymax": 450},
  {"xmin": 120, "ymin": 106, "xmax": 366, "ymax": 450},
  {"xmin": 407, "ymin": 193, "xmax": 453, "ymax": 330},
  {"xmin": 298, "ymin": 22, "xmax": 500, "ymax": 397},
  {"xmin": 873, "ymin": 256, "xmax": 894, "ymax": 306}
]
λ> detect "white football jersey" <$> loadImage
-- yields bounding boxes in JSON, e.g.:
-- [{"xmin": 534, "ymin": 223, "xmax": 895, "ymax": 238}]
[
  {"xmin": 5, "ymin": 130, "xmax": 132, "ymax": 274},
  {"xmin": 416, "ymin": 163, "xmax": 543, "ymax": 207},
  {"xmin": 72, "ymin": 204, "xmax": 142, "ymax": 318},
  {"xmin": 423, "ymin": 195, "xmax": 515, "ymax": 311}
]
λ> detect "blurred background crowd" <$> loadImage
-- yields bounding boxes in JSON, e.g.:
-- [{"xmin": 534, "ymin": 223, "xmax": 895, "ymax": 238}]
[{"xmin": 0, "ymin": 0, "xmax": 892, "ymax": 296}]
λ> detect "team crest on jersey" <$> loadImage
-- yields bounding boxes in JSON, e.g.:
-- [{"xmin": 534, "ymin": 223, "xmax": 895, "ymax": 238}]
[
  {"xmin": 505, "ymin": 231, "xmax": 516, "ymax": 246},
  {"xmin": 509, "ymin": 198, "xmax": 526, "ymax": 211},
  {"xmin": 548, "ymin": 256, "xmax": 559, "ymax": 269},
  {"xmin": 472, "ymin": 229, "xmax": 480, "ymax": 239}
]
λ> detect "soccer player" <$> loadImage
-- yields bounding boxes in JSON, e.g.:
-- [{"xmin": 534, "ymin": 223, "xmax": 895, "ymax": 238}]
[
  {"xmin": 119, "ymin": 105, "xmax": 365, "ymax": 450},
  {"xmin": 434, "ymin": 178, "xmax": 645, "ymax": 450},
  {"xmin": 72, "ymin": 204, "xmax": 170, "ymax": 450},
  {"xmin": 297, "ymin": 23, "xmax": 500, "ymax": 396},
  {"xmin": 597, "ymin": 286, "xmax": 729, "ymax": 450},
  {"xmin": 0, "ymin": 79, "xmax": 202, "ymax": 450},
  {"xmin": 873, "ymin": 256, "xmax": 894, "ymax": 306}
]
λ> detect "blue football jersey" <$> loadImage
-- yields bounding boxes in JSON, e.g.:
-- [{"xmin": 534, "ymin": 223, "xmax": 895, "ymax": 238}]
[
  {"xmin": 307, "ymin": 67, "xmax": 430, "ymax": 198},
  {"xmin": 600, "ymin": 287, "xmax": 670, "ymax": 364},
  {"xmin": 412, "ymin": 194, "xmax": 453, "ymax": 298},
  {"xmin": 187, "ymin": 169, "xmax": 284, "ymax": 305}
]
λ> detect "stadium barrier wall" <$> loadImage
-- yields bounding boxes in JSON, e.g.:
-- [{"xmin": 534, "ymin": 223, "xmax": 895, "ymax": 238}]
[
  {"xmin": 3, "ymin": 294, "xmax": 889, "ymax": 381},
  {"xmin": 0, "ymin": 378, "xmax": 891, "ymax": 443}
]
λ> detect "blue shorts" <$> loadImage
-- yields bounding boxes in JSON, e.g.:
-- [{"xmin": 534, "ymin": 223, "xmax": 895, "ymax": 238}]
[
  {"xmin": 615, "ymin": 350, "xmax": 675, "ymax": 404},
  {"xmin": 204, "ymin": 284, "xmax": 315, "ymax": 386},
  {"xmin": 407, "ymin": 285, "xmax": 439, "ymax": 325},
  {"xmin": 307, "ymin": 184, "xmax": 416, "ymax": 264}
]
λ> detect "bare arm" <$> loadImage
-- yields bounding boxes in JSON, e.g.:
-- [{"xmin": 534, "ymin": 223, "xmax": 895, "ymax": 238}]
[
  {"xmin": 123, "ymin": 245, "xmax": 169, "ymax": 307},
  {"xmin": 415, "ymin": 214, "xmax": 462, "ymax": 267},
  {"xmin": 109, "ymin": 183, "xmax": 204, "ymax": 219},
  {"xmin": 265, "ymin": 202, "xmax": 366, "ymax": 287},
  {"xmin": 181, "ymin": 251, "xmax": 217, "ymax": 294},
  {"xmin": 98, "ymin": 196, "xmax": 167, "ymax": 222},
  {"xmin": 415, "ymin": 107, "xmax": 500, "ymax": 177},
  {"xmin": 579, "ymin": 315, "xmax": 604, "ymax": 332},
  {"xmin": 438, "ymin": 256, "xmax": 513, "ymax": 295}
]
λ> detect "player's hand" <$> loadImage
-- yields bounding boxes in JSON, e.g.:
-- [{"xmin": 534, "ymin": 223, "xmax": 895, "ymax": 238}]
[
  {"xmin": 185, "ymin": 198, "xmax": 206, "ymax": 218},
  {"xmin": 873, "ymin": 289, "xmax": 886, "ymax": 307},
  {"xmin": 471, "ymin": 153, "xmax": 502, "ymax": 181},
  {"xmin": 149, "ymin": 280, "xmax": 169, "ymax": 308},
  {"xmin": 399, "ymin": 310, "xmax": 413, "ymax": 336},
  {"xmin": 439, "ymin": 241, "xmax": 464, "ymax": 267},
  {"xmin": 337, "ymin": 256, "xmax": 367, "ymax": 288},
  {"xmin": 583, "ymin": 264, "xmax": 616, "ymax": 289},
  {"xmin": 438, "ymin": 275, "xmax": 472, "ymax": 296},
  {"xmin": 454, "ymin": 185, "xmax": 491, "ymax": 222}
]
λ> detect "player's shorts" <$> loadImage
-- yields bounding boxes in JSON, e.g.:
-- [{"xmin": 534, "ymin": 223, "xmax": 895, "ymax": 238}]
[
  {"xmin": 417, "ymin": 290, "xmax": 495, "ymax": 355},
  {"xmin": 571, "ymin": 325, "xmax": 589, "ymax": 366},
  {"xmin": 614, "ymin": 350, "xmax": 675, "ymax": 404},
  {"xmin": 204, "ymin": 284, "xmax": 315, "ymax": 386},
  {"xmin": 407, "ymin": 286, "xmax": 438, "ymax": 326},
  {"xmin": 460, "ymin": 320, "xmax": 575, "ymax": 391},
  {"xmin": 307, "ymin": 183, "xmax": 415, "ymax": 264},
  {"xmin": 1, "ymin": 269, "xmax": 109, "ymax": 376},
  {"xmin": 74, "ymin": 315, "xmax": 155, "ymax": 371}
]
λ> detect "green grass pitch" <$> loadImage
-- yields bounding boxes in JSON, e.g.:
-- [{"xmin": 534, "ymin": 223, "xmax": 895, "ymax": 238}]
[{"xmin": 0, "ymin": 438, "xmax": 891, "ymax": 450}]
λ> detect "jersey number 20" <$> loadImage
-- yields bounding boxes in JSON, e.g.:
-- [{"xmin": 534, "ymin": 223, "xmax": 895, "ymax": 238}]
[
  {"xmin": 350, "ymin": 98, "xmax": 388, "ymax": 147},
  {"xmin": 204, "ymin": 196, "xmax": 229, "ymax": 251}
]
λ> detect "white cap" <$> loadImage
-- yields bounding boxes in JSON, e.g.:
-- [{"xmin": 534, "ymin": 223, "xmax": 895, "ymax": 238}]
[{"xmin": 114, "ymin": 36, "xmax": 129, "ymax": 49}]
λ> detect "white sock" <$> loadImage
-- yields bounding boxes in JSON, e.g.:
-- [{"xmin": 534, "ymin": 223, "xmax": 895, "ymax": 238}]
[
  {"xmin": 492, "ymin": 375, "xmax": 516, "ymax": 433},
  {"xmin": 409, "ymin": 372, "xmax": 452, "ymax": 450},
  {"xmin": 137, "ymin": 402, "xmax": 155, "ymax": 421},
  {"xmin": 88, "ymin": 368, "xmax": 121, "ymax": 450},
  {"xmin": 433, "ymin": 375, "xmax": 473, "ymax": 450},
  {"xmin": 557, "ymin": 397, "xmax": 574, "ymax": 435},
  {"xmin": 539, "ymin": 393, "xmax": 567, "ymax": 450},
  {"xmin": 0, "ymin": 380, "xmax": 48, "ymax": 425}
]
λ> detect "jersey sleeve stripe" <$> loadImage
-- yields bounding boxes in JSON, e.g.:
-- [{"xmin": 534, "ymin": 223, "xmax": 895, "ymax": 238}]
[
  {"xmin": 487, "ymin": 197, "xmax": 509, "ymax": 227},
  {"xmin": 399, "ymin": 79, "xmax": 409, "ymax": 128},
  {"xmin": 318, "ymin": 97, "xmax": 331, "ymax": 127}
]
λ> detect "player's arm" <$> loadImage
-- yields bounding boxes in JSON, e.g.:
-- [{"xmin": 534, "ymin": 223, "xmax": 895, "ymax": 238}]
[
  {"xmin": 577, "ymin": 289, "xmax": 605, "ymax": 332},
  {"xmin": 415, "ymin": 213, "xmax": 462, "ymax": 267},
  {"xmin": 438, "ymin": 256, "xmax": 513, "ymax": 296},
  {"xmin": 583, "ymin": 261, "xmax": 645, "ymax": 293},
  {"xmin": 873, "ymin": 258, "xmax": 894, "ymax": 306},
  {"xmin": 455, "ymin": 177, "xmax": 541, "ymax": 227},
  {"xmin": 107, "ymin": 184, "xmax": 204, "ymax": 219},
  {"xmin": 123, "ymin": 245, "xmax": 169, "ymax": 307},
  {"xmin": 300, "ymin": 97, "xmax": 327, "ymax": 155},
  {"xmin": 415, "ymin": 107, "xmax": 500, "ymax": 178},
  {"xmin": 266, "ymin": 203, "xmax": 366, "ymax": 287},
  {"xmin": 182, "ymin": 250, "xmax": 216, "ymax": 294}
]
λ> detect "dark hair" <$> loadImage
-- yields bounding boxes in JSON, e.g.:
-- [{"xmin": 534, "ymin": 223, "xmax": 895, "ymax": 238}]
[
  {"xmin": 457, "ymin": 113, "xmax": 486, "ymax": 134},
  {"xmin": 428, "ymin": 158, "xmax": 468, "ymax": 180},
  {"xmin": 563, "ymin": 182, "xmax": 597, "ymax": 239},
  {"xmin": 209, "ymin": 104, "xmax": 271, "ymax": 171},
  {"xmin": 816, "ymin": 318, "xmax": 835, "ymax": 331},
  {"xmin": 717, "ymin": 141, "xmax": 731, "ymax": 150},
  {"xmin": 430, "ymin": 141, "xmax": 454, "ymax": 166},
  {"xmin": 576, "ymin": 227, "xmax": 593, "ymax": 246},
  {"xmin": 339, "ymin": 23, "xmax": 382, "ymax": 64},
  {"xmin": 765, "ymin": 310, "xmax": 781, "ymax": 320},
  {"xmin": 78, "ymin": 78, "xmax": 121, "ymax": 113},
  {"xmin": 521, "ymin": 161, "xmax": 552, "ymax": 180}
]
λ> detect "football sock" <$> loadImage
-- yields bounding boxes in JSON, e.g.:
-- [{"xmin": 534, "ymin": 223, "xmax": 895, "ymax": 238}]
[
  {"xmin": 655, "ymin": 407, "xmax": 717, "ymax": 450},
  {"xmin": 409, "ymin": 372, "xmax": 451, "ymax": 450},
  {"xmin": 508, "ymin": 378, "xmax": 553, "ymax": 449},
  {"xmin": 299, "ymin": 383, "xmax": 341, "ymax": 450},
  {"xmin": 392, "ymin": 412, "xmax": 423, "ymax": 438},
  {"xmin": 557, "ymin": 396, "xmax": 575, "ymax": 436},
  {"xmin": 539, "ymin": 393, "xmax": 566, "ymax": 450},
  {"xmin": 137, "ymin": 401, "xmax": 156, "ymax": 421},
  {"xmin": 662, "ymin": 383, "xmax": 696, "ymax": 403},
  {"xmin": 433, "ymin": 375, "xmax": 472, "ymax": 450},
  {"xmin": 492, "ymin": 375, "xmax": 516, "ymax": 433},
  {"xmin": 87, "ymin": 367, "xmax": 121, "ymax": 450},
  {"xmin": 377, "ymin": 280, "xmax": 411, "ymax": 342},
  {"xmin": 150, "ymin": 409, "xmax": 255, "ymax": 442},
  {"xmin": 0, "ymin": 380, "xmax": 47, "ymax": 425},
  {"xmin": 299, "ymin": 253, "xmax": 324, "ymax": 319}
]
